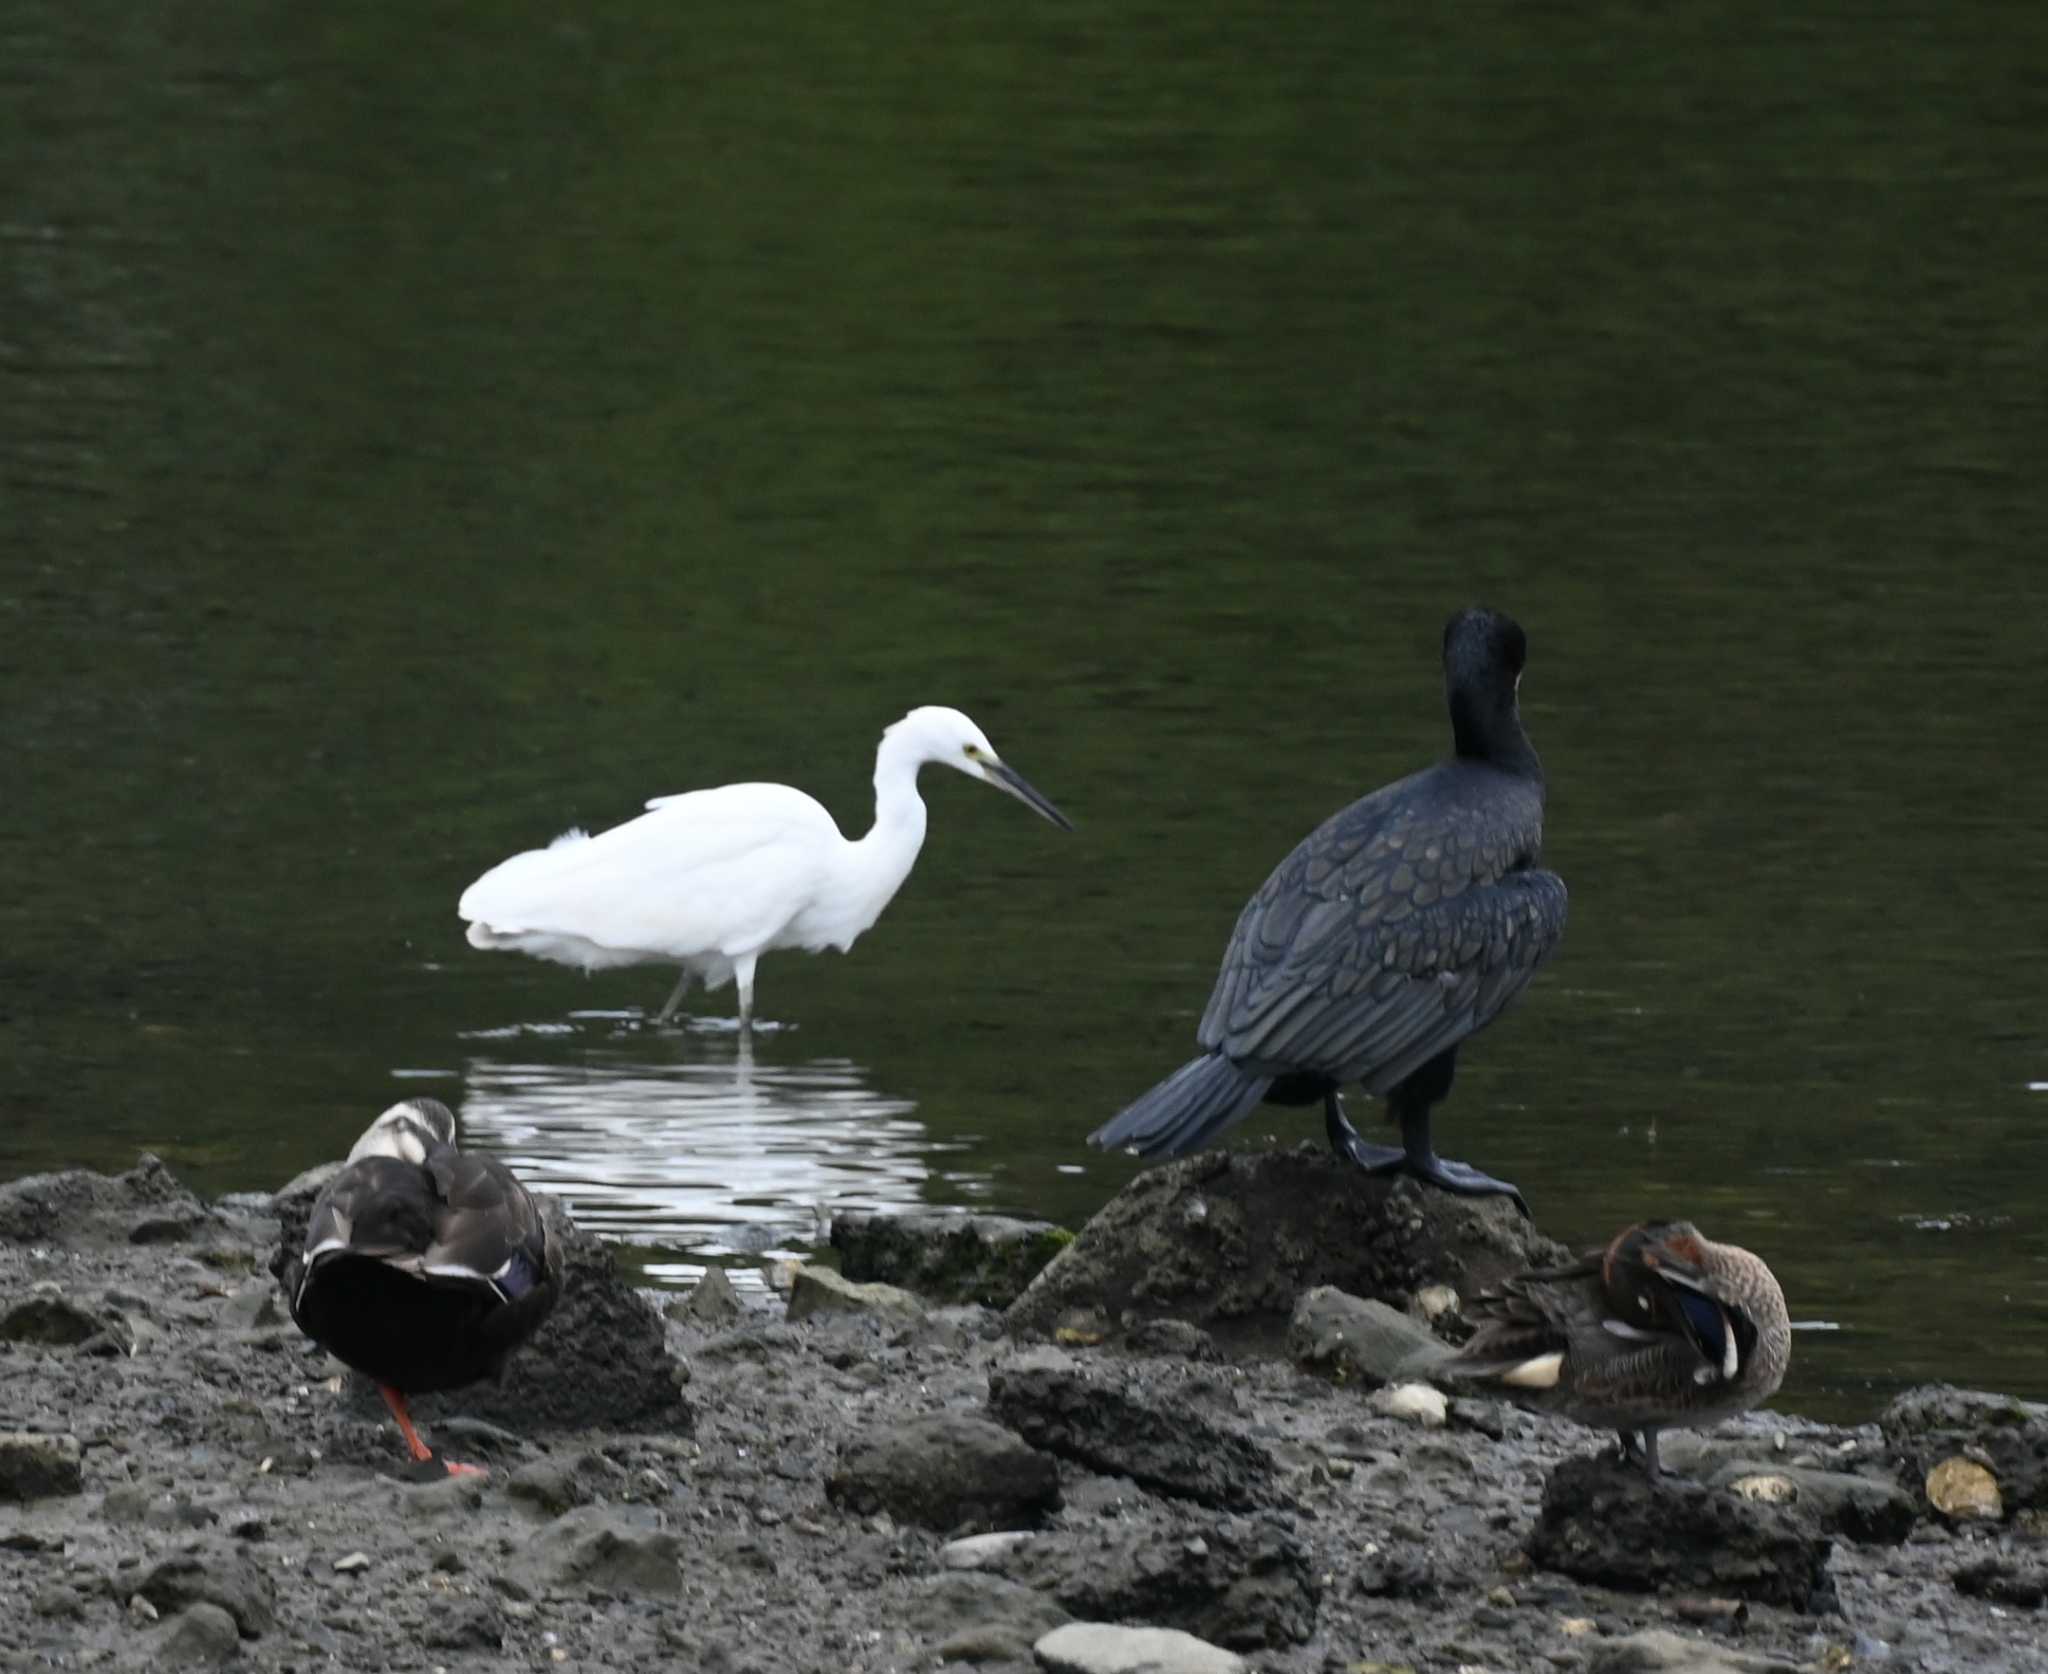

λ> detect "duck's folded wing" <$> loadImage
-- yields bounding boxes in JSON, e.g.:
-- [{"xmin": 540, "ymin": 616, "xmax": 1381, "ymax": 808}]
[{"xmin": 422, "ymin": 1151, "xmax": 555, "ymax": 1302}]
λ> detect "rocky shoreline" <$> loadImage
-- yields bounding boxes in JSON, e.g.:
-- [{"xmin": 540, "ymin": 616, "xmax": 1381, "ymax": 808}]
[{"xmin": 1, "ymin": 1148, "xmax": 2041, "ymax": 1673}]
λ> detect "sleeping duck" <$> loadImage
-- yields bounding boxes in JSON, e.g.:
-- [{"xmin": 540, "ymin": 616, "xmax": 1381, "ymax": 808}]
[
  {"xmin": 1440, "ymin": 1220, "xmax": 1790, "ymax": 1476},
  {"xmin": 283, "ymin": 1098, "xmax": 561, "ymax": 1475}
]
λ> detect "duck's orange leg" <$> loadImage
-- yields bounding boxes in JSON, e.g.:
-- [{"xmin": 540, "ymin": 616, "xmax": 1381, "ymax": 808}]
[{"xmin": 378, "ymin": 1384, "xmax": 487, "ymax": 1477}]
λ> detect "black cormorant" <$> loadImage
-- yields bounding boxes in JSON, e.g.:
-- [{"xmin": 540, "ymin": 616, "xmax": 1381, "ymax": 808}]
[{"xmin": 1089, "ymin": 607, "xmax": 1566, "ymax": 1211}]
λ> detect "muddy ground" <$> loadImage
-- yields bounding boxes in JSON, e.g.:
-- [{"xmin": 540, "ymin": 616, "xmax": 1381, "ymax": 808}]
[{"xmin": 1, "ymin": 1149, "xmax": 2041, "ymax": 1674}]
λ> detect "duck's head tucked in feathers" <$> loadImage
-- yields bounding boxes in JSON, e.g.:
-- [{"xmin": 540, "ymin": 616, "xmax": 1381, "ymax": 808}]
[
  {"xmin": 345, "ymin": 1097, "xmax": 457, "ymax": 1166},
  {"xmin": 1441, "ymin": 1218, "xmax": 1790, "ymax": 1476}
]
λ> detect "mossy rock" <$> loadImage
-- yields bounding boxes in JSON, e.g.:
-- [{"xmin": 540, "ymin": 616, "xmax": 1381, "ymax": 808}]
[{"xmin": 831, "ymin": 1212, "xmax": 1073, "ymax": 1309}]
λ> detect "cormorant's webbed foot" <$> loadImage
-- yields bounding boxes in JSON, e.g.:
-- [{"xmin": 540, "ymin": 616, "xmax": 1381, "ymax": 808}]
[
  {"xmin": 1324, "ymin": 1094, "xmax": 1530, "ymax": 1218},
  {"xmin": 1403, "ymin": 1151, "xmax": 1529, "ymax": 1218},
  {"xmin": 1323, "ymin": 1093, "xmax": 1406, "ymax": 1169}
]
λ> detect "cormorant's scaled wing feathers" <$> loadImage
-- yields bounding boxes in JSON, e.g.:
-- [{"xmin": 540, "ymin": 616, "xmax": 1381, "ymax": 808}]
[{"xmin": 1197, "ymin": 773, "xmax": 1565, "ymax": 1082}]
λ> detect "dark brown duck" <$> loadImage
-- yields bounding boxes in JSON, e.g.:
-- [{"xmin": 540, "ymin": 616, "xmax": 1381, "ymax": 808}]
[
  {"xmin": 283, "ymin": 1098, "xmax": 561, "ymax": 1475},
  {"xmin": 1441, "ymin": 1220, "xmax": 1792, "ymax": 1475}
]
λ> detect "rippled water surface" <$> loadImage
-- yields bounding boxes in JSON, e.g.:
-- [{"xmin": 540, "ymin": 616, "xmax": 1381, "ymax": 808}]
[{"xmin": 7, "ymin": 1, "xmax": 2047, "ymax": 1422}]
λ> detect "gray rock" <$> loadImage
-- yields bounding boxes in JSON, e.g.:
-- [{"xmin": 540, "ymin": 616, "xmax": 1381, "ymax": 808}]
[
  {"xmin": 0, "ymin": 1291, "xmax": 110, "ymax": 1346},
  {"xmin": 905, "ymin": 1571, "xmax": 1071, "ymax": 1663},
  {"xmin": 148, "ymin": 1602, "xmax": 244, "ymax": 1666},
  {"xmin": 1287, "ymin": 1287, "xmax": 1451, "ymax": 1384},
  {"xmin": 0, "ymin": 1154, "xmax": 213, "ymax": 1247},
  {"xmin": 1010, "ymin": 1517, "xmax": 1318, "ymax": 1649},
  {"xmin": 508, "ymin": 1504, "xmax": 682, "ymax": 1597},
  {"xmin": 136, "ymin": 1544, "xmax": 278, "ymax": 1637},
  {"xmin": 1952, "ymin": 1554, "xmax": 2048, "ymax": 1608},
  {"xmin": 0, "ymin": 1430, "xmax": 83, "ymax": 1500},
  {"xmin": 1695, "ymin": 1457, "xmax": 1916, "ymax": 1544},
  {"xmin": 1120, "ymin": 1317, "xmax": 1218, "ymax": 1361},
  {"xmin": 828, "ymin": 1412, "xmax": 1060, "ymax": 1533},
  {"xmin": 1033, "ymin": 1621, "xmax": 1245, "ymax": 1674},
  {"xmin": 669, "ymin": 1263, "xmax": 742, "ymax": 1325},
  {"xmin": 832, "ymin": 1210, "xmax": 1072, "ymax": 1308},
  {"xmin": 987, "ymin": 1362, "xmax": 1281, "ymax": 1511},
  {"xmin": 1530, "ymin": 1455, "xmax": 1835, "ymax": 1612},
  {"xmin": 1586, "ymin": 1627, "xmax": 1805, "ymax": 1672},
  {"xmin": 786, "ymin": 1263, "xmax": 927, "ymax": 1323},
  {"xmin": 1005, "ymin": 1147, "xmax": 1566, "ymax": 1350},
  {"xmin": 1881, "ymin": 1384, "xmax": 2048, "ymax": 1517}
]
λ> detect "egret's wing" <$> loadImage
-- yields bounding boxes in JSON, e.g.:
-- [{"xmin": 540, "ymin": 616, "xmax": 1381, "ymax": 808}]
[{"xmin": 459, "ymin": 783, "xmax": 841, "ymax": 957}]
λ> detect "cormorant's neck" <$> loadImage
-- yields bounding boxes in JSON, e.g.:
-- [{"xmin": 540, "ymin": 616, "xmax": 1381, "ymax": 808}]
[{"xmin": 1449, "ymin": 691, "xmax": 1543, "ymax": 781}]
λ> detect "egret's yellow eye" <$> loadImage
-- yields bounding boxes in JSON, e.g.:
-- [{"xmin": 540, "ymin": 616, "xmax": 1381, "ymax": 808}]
[{"xmin": 963, "ymin": 744, "xmax": 982, "ymax": 760}]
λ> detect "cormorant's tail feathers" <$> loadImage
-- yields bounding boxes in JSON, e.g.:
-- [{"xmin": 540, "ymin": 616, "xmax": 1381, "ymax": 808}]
[{"xmin": 1088, "ymin": 1054, "xmax": 1271, "ymax": 1158}]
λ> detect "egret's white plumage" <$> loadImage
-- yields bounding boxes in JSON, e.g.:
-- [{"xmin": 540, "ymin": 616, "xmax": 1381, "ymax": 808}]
[{"xmin": 458, "ymin": 706, "xmax": 1071, "ymax": 1029}]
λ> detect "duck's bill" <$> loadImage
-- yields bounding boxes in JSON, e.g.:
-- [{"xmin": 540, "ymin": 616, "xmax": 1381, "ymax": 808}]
[{"xmin": 985, "ymin": 761, "xmax": 1075, "ymax": 831}]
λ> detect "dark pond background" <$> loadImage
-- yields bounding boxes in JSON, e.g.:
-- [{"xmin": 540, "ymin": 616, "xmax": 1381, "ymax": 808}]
[{"xmin": 7, "ymin": 2, "xmax": 2046, "ymax": 1421}]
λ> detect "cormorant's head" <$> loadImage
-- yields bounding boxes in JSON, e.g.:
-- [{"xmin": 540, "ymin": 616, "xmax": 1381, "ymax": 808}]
[
  {"xmin": 1443, "ymin": 608, "xmax": 1539, "ymax": 769},
  {"xmin": 1443, "ymin": 607, "xmax": 1527, "ymax": 695}
]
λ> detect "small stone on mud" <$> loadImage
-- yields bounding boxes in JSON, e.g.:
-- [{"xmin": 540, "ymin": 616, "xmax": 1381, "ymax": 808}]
[
  {"xmin": 1585, "ymin": 1627, "xmax": 1805, "ymax": 1672},
  {"xmin": 1, "ymin": 1292, "xmax": 108, "ymax": 1345},
  {"xmin": 786, "ymin": 1264, "xmax": 926, "ymax": 1322},
  {"xmin": 1412, "ymin": 1284, "xmax": 1461, "ymax": 1322},
  {"xmin": 1290, "ymin": 1288, "xmax": 1450, "ymax": 1385},
  {"xmin": 828, "ymin": 1412, "xmax": 1059, "ymax": 1533},
  {"xmin": 941, "ymin": 1530, "xmax": 1037, "ymax": 1569},
  {"xmin": 1729, "ymin": 1473, "xmax": 1798, "ymax": 1505},
  {"xmin": 987, "ymin": 1362, "xmax": 1280, "ymax": 1511},
  {"xmin": 1370, "ymin": 1382, "xmax": 1449, "ymax": 1428},
  {"xmin": 150, "ymin": 1601, "xmax": 244, "ymax": 1666},
  {"xmin": 0, "ymin": 1430, "xmax": 83, "ymax": 1501},
  {"xmin": 333, "ymin": 1550, "xmax": 370, "ymax": 1572},
  {"xmin": 1033, "ymin": 1620, "xmax": 1246, "ymax": 1674},
  {"xmin": 1925, "ymin": 1456, "xmax": 2002, "ymax": 1521},
  {"xmin": 670, "ymin": 1263, "xmax": 742, "ymax": 1325}
]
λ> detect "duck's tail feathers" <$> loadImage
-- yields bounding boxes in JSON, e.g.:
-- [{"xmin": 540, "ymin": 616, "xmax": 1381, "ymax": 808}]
[{"xmin": 1088, "ymin": 1053, "xmax": 1272, "ymax": 1157}]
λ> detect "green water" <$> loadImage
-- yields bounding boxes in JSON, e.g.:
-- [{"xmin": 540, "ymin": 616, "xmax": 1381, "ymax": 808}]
[{"xmin": 7, "ymin": 1, "xmax": 2047, "ymax": 1421}]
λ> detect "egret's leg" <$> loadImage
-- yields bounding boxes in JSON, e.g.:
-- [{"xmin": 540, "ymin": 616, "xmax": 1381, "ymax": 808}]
[
  {"xmin": 653, "ymin": 969, "xmax": 690, "ymax": 1025},
  {"xmin": 735, "ymin": 954, "xmax": 758, "ymax": 1033}
]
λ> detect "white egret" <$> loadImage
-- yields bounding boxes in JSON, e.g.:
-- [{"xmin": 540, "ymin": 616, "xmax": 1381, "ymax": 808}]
[{"xmin": 457, "ymin": 706, "xmax": 1073, "ymax": 1029}]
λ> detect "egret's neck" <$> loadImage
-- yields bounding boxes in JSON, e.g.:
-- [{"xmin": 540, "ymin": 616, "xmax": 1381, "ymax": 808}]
[{"xmin": 836, "ymin": 732, "xmax": 931, "ymax": 932}]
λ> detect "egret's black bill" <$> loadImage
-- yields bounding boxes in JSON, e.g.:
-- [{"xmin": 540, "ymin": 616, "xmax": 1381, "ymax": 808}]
[{"xmin": 987, "ymin": 761, "xmax": 1075, "ymax": 831}]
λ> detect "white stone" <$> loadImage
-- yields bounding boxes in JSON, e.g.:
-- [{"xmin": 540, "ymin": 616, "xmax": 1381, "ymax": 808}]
[
  {"xmin": 1413, "ymin": 1283, "xmax": 1461, "ymax": 1322},
  {"xmin": 940, "ymin": 1530, "xmax": 1036, "ymax": 1570},
  {"xmin": 1033, "ymin": 1621, "xmax": 1245, "ymax": 1674},
  {"xmin": 1370, "ymin": 1381, "xmax": 1448, "ymax": 1428}
]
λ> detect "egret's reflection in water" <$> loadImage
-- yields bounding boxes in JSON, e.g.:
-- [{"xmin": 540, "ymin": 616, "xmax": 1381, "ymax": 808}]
[{"xmin": 452, "ymin": 1014, "xmax": 976, "ymax": 1290}]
